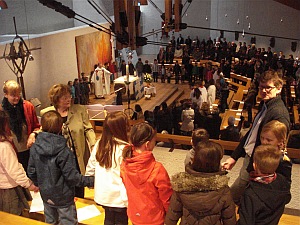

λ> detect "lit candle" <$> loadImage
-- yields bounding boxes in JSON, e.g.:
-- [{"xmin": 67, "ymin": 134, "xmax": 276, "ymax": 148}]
[
  {"xmin": 126, "ymin": 64, "xmax": 129, "ymax": 75},
  {"xmin": 126, "ymin": 64, "xmax": 129, "ymax": 82}
]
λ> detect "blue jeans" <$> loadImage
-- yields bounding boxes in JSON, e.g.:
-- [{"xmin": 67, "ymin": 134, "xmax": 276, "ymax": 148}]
[{"xmin": 44, "ymin": 202, "xmax": 78, "ymax": 225}]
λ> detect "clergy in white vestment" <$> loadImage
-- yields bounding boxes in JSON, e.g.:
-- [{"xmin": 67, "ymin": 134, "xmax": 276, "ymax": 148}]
[{"xmin": 93, "ymin": 64, "xmax": 104, "ymax": 99}]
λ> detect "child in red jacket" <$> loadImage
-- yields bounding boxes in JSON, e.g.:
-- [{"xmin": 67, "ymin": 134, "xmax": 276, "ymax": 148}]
[{"xmin": 121, "ymin": 122, "xmax": 173, "ymax": 225}]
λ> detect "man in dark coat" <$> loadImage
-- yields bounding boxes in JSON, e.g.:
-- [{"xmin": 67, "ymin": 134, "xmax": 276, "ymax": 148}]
[{"xmin": 222, "ymin": 70, "xmax": 290, "ymax": 205}]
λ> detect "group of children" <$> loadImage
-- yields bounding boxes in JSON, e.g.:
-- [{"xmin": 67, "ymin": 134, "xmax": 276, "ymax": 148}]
[{"xmin": 0, "ymin": 108, "xmax": 292, "ymax": 224}]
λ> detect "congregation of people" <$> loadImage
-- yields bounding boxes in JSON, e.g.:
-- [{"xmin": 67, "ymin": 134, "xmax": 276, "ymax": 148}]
[{"xmin": 0, "ymin": 35, "xmax": 299, "ymax": 225}]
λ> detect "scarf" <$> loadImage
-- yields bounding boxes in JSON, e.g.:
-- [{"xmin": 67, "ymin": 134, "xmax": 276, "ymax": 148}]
[
  {"xmin": 2, "ymin": 97, "xmax": 26, "ymax": 142},
  {"xmin": 249, "ymin": 171, "xmax": 277, "ymax": 184}
]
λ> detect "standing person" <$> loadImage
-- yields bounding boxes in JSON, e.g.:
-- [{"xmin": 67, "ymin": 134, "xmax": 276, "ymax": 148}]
[
  {"xmin": 128, "ymin": 61, "xmax": 135, "ymax": 75},
  {"xmin": 67, "ymin": 81, "xmax": 75, "ymax": 104},
  {"xmin": 28, "ymin": 110, "xmax": 94, "ymax": 225},
  {"xmin": 143, "ymin": 60, "xmax": 152, "ymax": 75},
  {"xmin": 120, "ymin": 60, "xmax": 127, "ymax": 76},
  {"xmin": 93, "ymin": 64, "xmax": 105, "ymax": 99},
  {"xmin": 109, "ymin": 61, "xmax": 118, "ymax": 80},
  {"xmin": 121, "ymin": 122, "xmax": 173, "ymax": 225},
  {"xmin": 207, "ymin": 79, "xmax": 216, "ymax": 106},
  {"xmin": 173, "ymin": 61, "xmax": 181, "ymax": 84},
  {"xmin": 73, "ymin": 78, "xmax": 82, "ymax": 103},
  {"xmin": 0, "ymin": 110, "xmax": 39, "ymax": 216},
  {"xmin": 135, "ymin": 58, "xmax": 144, "ymax": 78},
  {"xmin": 160, "ymin": 63, "xmax": 166, "ymax": 83},
  {"xmin": 222, "ymin": 70, "xmax": 290, "ymax": 205},
  {"xmin": 85, "ymin": 111, "xmax": 130, "ymax": 225},
  {"xmin": 40, "ymin": 84, "xmax": 96, "ymax": 198},
  {"xmin": 237, "ymin": 145, "xmax": 291, "ymax": 225},
  {"xmin": 180, "ymin": 101, "xmax": 194, "ymax": 138},
  {"xmin": 152, "ymin": 59, "xmax": 159, "ymax": 82},
  {"xmin": 83, "ymin": 77, "xmax": 90, "ymax": 104},
  {"xmin": 198, "ymin": 80, "xmax": 208, "ymax": 103},
  {"xmin": 165, "ymin": 141, "xmax": 236, "ymax": 225},
  {"xmin": 102, "ymin": 62, "xmax": 111, "ymax": 95},
  {"xmin": 1, "ymin": 80, "xmax": 40, "ymax": 172}
]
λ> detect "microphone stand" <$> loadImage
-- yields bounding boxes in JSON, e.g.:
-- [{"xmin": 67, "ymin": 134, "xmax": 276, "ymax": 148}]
[{"xmin": 124, "ymin": 77, "xmax": 134, "ymax": 117}]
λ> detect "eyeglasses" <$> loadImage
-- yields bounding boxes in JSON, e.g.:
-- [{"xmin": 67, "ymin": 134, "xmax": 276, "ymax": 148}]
[
  {"xmin": 258, "ymin": 86, "xmax": 276, "ymax": 92},
  {"xmin": 60, "ymin": 95, "xmax": 72, "ymax": 101}
]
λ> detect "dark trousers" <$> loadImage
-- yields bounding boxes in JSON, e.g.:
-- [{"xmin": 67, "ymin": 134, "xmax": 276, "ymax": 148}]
[
  {"xmin": 153, "ymin": 72, "xmax": 158, "ymax": 82},
  {"xmin": 103, "ymin": 206, "xmax": 128, "ymax": 225},
  {"xmin": 17, "ymin": 149, "xmax": 30, "ymax": 174}
]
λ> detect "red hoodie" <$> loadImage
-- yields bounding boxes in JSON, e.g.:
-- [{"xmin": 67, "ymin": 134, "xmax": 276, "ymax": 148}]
[{"xmin": 121, "ymin": 151, "xmax": 173, "ymax": 225}]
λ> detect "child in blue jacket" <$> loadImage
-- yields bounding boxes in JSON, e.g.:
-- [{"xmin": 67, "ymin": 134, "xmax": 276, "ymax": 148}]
[{"xmin": 28, "ymin": 110, "xmax": 94, "ymax": 224}]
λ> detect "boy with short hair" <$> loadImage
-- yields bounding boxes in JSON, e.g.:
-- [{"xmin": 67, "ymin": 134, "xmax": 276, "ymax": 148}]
[
  {"xmin": 237, "ymin": 145, "xmax": 291, "ymax": 225},
  {"xmin": 28, "ymin": 110, "xmax": 94, "ymax": 225}
]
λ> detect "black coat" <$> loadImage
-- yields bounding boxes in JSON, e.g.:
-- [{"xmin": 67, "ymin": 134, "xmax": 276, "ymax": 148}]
[
  {"xmin": 237, "ymin": 173, "xmax": 291, "ymax": 225},
  {"xmin": 231, "ymin": 96, "xmax": 290, "ymax": 172}
]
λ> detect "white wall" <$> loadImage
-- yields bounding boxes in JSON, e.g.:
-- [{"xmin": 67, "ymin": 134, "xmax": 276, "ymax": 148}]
[
  {"xmin": 0, "ymin": 25, "xmax": 110, "ymax": 111},
  {"xmin": 139, "ymin": 0, "xmax": 300, "ymax": 57}
]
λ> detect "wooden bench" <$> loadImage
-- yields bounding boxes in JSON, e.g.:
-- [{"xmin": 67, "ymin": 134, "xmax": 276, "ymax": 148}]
[
  {"xmin": 0, "ymin": 211, "xmax": 47, "ymax": 225},
  {"xmin": 156, "ymin": 133, "xmax": 300, "ymax": 159},
  {"xmin": 293, "ymin": 105, "xmax": 299, "ymax": 124}
]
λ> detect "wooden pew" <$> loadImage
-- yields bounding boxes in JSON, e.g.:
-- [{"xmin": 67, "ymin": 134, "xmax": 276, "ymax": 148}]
[
  {"xmin": 156, "ymin": 133, "xmax": 300, "ymax": 159},
  {"xmin": 0, "ymin": 211, "xmax": 47, "ymax": 225},
  {"xmin": 293, "ymin": 105, "xmax": 299, "ymax": 124}
]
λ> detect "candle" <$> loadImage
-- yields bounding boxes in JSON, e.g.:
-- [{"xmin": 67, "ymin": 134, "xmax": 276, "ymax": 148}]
[
  {"xmin": 126, "ymin": 64, "xmax": 129, "ymax": 75},
  {"xmin": 126, "ymin": 73, "xmax": 129, "ymax": 83}
]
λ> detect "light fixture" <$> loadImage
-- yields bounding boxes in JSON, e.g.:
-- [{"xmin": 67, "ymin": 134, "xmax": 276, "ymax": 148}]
[
  {"xmin": 205, "ymin": 16, "xmax": 208, "ymax": 21},
  {"xmin": 248, "ymin": 23, "xmax": 251, "ymax": 30},
  {"xmin": 280, "ymin": 17, "xmax": 283, "ymax": 23},
  {"xmin": 0, "ymin": 0, "xmax": 8, "ymax": 10},
  {"xmin": 242, "ymin": 29, "xmax": 245, "ymax": 38},
  {"xmin": 237, "ymin": 18, "xmax": 240, "ymax": 24}
]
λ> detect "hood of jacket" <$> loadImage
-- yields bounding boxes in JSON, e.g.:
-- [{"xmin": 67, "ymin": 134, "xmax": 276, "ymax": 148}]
[
  {"xmin": 122, "ymin": 151, "xmax": 155, "ymax": 185},
  {"xmin": 171, "ymin": 165, "xmax": 229, "ymax": 192},
  {"xmin": 248, "ymin": 175, "xmax": 291, "ymax": 210},
  {"xmin": 33, "ymin": 132, "xmax": 67, "ymax": 157}
]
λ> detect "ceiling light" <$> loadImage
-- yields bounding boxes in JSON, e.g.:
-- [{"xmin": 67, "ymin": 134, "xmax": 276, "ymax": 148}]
[{"xmin": 0, "ymin": 0, "xmax": 8, "ymax": 10}]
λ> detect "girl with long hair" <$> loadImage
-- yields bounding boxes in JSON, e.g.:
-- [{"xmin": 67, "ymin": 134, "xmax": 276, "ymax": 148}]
[{"xmin": 85, "ymin": 111, "xmax": 130, "ymax": 225}]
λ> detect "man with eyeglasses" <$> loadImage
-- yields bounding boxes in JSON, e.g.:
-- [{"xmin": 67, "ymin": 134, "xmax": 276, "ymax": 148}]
[{"xmin": 222, "ymin": 70, "xmax": 290, "ymax": 205}]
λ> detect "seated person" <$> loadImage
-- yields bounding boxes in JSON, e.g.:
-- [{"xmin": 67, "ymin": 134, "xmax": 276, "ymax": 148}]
[
  {"xmin": 220, "ymin": 116, "xmax": 240, "ymax": 141},
  {"xmin": 174, "ymin": 46, "xmax": 183, "ymax": 58},
  {"xmin": 131, "ymin": 104, "xmax": 144, "ymax": 120}
]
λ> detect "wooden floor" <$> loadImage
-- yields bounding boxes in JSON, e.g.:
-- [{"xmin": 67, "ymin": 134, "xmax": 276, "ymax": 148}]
[
  {"xmin": 84, "ymin": 188, "xmax": 300, "ymax": 225},
  {"xmin": 89, "ymin": 81, "xmax": 191, "ymax": 112}
]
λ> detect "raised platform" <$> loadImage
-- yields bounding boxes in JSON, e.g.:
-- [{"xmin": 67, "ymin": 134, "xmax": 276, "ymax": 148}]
[{"xmin": 89, "ymin": 82, "xmax": 186, "ymax": 112}]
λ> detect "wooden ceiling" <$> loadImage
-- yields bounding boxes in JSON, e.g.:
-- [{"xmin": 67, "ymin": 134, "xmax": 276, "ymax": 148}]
[{"xmin": 273, "ymin": 0, "xmax": 300, "ymax": 11}]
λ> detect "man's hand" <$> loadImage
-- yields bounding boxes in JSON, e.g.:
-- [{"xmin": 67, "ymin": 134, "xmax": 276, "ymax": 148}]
[{"xmin": 221, "ymin": 157, "xmax": 236, "ymax": 171}]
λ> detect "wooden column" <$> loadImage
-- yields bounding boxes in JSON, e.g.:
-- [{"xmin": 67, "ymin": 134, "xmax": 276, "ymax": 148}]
[
  {"xmin": 174, "ymin": 0, "xmax": 182, "ymax": 32},
  {"xmin": 126, "ymin": 0, "xmax": 136, "ymax": 49},
  {"xmin": 164, "ymin": 0, "xmax": 172, "ymax": 32}
]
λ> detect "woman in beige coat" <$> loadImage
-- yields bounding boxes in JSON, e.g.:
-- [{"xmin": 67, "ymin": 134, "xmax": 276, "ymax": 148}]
[{"xmin": 40, "ymin": 84, "xmax": 96, "ymax": 198}]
